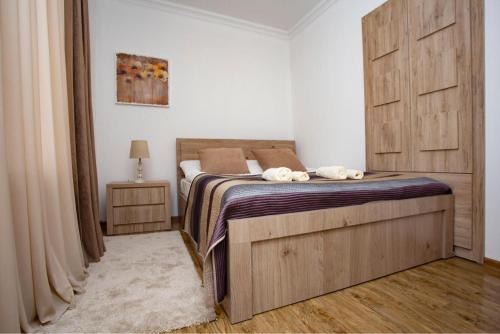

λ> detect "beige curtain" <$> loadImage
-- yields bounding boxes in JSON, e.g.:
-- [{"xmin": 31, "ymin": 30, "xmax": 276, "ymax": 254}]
[{"xmin": 0, "ymin": 0, "xmax": 87, "ymax": 332}]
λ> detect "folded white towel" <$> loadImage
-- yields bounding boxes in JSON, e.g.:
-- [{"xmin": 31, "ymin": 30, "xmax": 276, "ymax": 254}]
[
  {"xmin": 291, "ymin": 171, "xmax": 310, "ymax": 182},
  {"xmin": 346, "ymin": 169, "xmax": 364, "ymax": 180},
  {"xmin": 316, "ymin": 166, "xmax": 347, "ymax": 180},
  {"xmin": 262, "ymin": 167, "xmax": 292, "ymax": 181}
]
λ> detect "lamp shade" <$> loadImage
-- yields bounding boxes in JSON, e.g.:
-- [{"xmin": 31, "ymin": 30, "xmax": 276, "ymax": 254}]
[{"xmin": 129, "ymin": 140, "xmax": 150, "ymax": 159}]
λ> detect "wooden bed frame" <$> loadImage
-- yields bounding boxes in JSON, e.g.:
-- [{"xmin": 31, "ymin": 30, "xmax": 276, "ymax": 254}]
[{"xmin": 176, "ymin": 138, "xmax": 454, "ymax": 324}]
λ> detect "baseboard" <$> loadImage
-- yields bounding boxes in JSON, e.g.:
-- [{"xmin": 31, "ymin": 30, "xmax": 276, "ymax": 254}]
[{"xmin": 484, "ymin": 257, "xmax": 500, "ymax": 269}]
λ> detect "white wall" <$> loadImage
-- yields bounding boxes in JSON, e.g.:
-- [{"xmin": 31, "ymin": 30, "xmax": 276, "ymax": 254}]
[
  {"xmin": 290, "ymin": 0, "xmax": 499, "ymax": 260},
  {"xmin": 90, "ymin": 0, "xmax": 499, "ymax": 260},
  {"xmin": 89, "ymin": 0, "xmax": 293, "ymax": 217},
  {"xmin": 485, "ymin": 0, "xmax": 500, "ymax": 261},
  {"xmin": 290, "ymin": 0, "xmax": 385, "ymax": 170}
]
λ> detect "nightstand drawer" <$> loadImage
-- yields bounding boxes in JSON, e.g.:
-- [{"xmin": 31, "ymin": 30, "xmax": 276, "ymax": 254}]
[
  {"xmin": 113, "ymin": 205, "xmax": 166, "ymax": 225},
  {"xmin": 112, "ymin": 187, "xmax": 165, "ymax": 206}
]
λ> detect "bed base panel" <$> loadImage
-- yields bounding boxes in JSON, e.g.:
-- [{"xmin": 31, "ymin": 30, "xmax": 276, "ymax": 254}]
[{"xmin": 222, "ymin": 194, "xmax": 454, "ymax": 323}]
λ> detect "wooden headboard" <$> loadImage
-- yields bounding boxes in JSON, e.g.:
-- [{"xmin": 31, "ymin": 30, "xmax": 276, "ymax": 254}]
[{"xmin": 175, "ymin": 137, "xmax": 296, "ymax": 193}]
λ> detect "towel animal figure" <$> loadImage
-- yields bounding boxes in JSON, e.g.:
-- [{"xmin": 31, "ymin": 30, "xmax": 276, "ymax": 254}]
[
  {"xmin": 316, "ymin": 166, "xmax": 348, "ymax": 180},
  {"xmin": 290, "ymin": 171, "xmax": 310, "ymax": 181},
  {"xmin": 262, "ymin": 167, "xmax": 293, "ymax": 181},
  {"xmin": 346, "ymin": 169, "xmax": 364, "ymax": 180}
]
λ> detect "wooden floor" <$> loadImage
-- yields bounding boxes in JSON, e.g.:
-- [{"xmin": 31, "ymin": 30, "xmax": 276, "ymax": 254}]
[{"xmin": 176, "ymin": 232, "xmax": 500, "ymax": 333}]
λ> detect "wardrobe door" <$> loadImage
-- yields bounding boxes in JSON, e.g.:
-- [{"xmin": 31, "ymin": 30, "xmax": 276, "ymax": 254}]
[
  {"xmin": 362, "ymin": 0, "xmax": 411, "ymax": 171},
  {"xmin": 408, "ymin": 0, "xmax": 473, "ymax": 173}
]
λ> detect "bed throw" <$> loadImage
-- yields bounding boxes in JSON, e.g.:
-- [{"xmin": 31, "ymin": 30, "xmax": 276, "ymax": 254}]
[{"xmin": 183, "ymin": 173, "xmax": 451, "ymax": 306}]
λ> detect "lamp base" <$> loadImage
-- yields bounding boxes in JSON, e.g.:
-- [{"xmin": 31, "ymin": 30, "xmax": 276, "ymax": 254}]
[{"xmin": 135, "ymin": 158, "xmax": 145, "ymax": 183}]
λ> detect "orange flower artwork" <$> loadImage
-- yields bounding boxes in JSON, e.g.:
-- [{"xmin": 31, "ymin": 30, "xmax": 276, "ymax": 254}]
[{"xmin": 116, "ymin": 53, "xmax": 169, "ymax": 107}]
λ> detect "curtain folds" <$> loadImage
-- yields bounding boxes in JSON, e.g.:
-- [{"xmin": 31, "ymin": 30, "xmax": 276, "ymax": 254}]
[
  {"xmin": 0, "ymin": 0, "xmax": 87, "ymax": 331},
  {"xmin": 64, "ymin": 0, "xmax": 104, "ymax": 263}
]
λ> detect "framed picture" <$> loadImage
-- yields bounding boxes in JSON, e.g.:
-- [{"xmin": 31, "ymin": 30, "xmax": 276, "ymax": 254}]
[{"xmin": 116, "ymin": 53, "xmax": 169, "ymax": 107}]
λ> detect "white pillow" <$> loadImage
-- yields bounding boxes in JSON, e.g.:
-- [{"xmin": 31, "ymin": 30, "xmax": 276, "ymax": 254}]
[
  {"xmin": 179, "ymin": 160, "xmax": 201, "ymax": 176},
  {"xmin": 247, "ymin": 160, "xmax": 264, "ymax": 174},
  {"xmin": 180, "ymin": 159, "xmax": 264, "ymax": 181},
  {"xmin": 179, "ymin": 160, "xmax": 202, "ymax": 182}
]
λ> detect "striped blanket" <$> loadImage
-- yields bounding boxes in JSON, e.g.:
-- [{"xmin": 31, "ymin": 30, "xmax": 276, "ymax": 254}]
[{"xmin": 183, "ymin": 172, "xmax": 451, "ymax": 304}]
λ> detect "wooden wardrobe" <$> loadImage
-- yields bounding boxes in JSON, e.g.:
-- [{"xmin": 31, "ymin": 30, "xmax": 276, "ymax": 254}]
[{"xmin": 362, "ymin": 0, "xmax": 484, "ymax": 262}]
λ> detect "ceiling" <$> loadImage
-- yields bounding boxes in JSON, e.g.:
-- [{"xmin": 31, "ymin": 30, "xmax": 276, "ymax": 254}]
[{"xmin": 164, "ymin": 0, "xmax": 324, "ymax": 31}]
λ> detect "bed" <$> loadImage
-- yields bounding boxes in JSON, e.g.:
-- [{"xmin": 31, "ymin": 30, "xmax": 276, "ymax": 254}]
[{"xmin": 176, "ymin": 138, "xmax": 454, "ymax": 324}]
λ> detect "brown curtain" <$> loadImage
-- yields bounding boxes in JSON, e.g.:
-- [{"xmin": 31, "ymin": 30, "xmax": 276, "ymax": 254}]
[
  {"xmin": 0, "ymin": 0, "xmax": 87, "ymax": 331},
  {"xmin": 64, "ymin": 0, "xmax": 104, "ymax": 263}
]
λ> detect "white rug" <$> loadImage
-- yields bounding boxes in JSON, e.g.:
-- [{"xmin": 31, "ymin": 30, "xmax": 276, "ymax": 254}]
[{"xmin": 43, "ymin": 231, "xmax": 215, "ymax": 333}]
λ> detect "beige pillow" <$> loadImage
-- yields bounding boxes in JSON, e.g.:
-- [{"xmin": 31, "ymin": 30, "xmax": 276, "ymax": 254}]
[
  {"xmin": 199, "ymin": 148, "xmax": 249, "ymax": 174},
  {"xmin": 252, "ymin": 148, "xmax": 306, "ymax": 171}
]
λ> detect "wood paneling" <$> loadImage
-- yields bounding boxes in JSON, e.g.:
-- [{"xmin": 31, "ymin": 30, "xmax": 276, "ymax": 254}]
[
  {"xmin": 417, "ymin": 47, "xmax": 458, "ymax": 95},
  {"xmin": 394, "ymin": 173, "xmax": 472, "ymax": 249},
  {"xmin": 222, "ymin": 195, "xmax": 453, "ymax": 323},
  {"xmin": 252, "ymin": 231, "xmax": 326, "ymax": 314},
  {"xmin": 176, "ymin": 138, "xmax": 296, "ymax": 165},
  {"xmin": 409, "ymin": 0, "xmax": 472, "ymax": 173},
  {"xmin": 223, "ymin": 222, "xmax": 253, "ymax": 323},
  {"xmin": 373, "ymin": 120, "xmax": 402, "ymax": 153},
  {"xmin": 415, "ymin": 0, "xmax": 456, "ymax": 39},
  {"xmin": 372, "ymin": 69, "xmax": 401, "ymax": 106},
  {"xmin": 371, "ymin": 18, "xmax": 399, "ymax": 60},
  {"xmin": 113, "ymin": 204, "xmax": 166, "ymax": 225},
  {"xmin": 468, "ymin": 0, "xmax": 485, "ymax": 263},
  {"xmin": 251, "ymin": 212, "xmax": 446, "ymax": 315},
  {"xmin": 363, "ymin": 0, "xmax": 411, "ymax": 171},
  {"xmin": 112, "ymin": 187, "xmax": 164, "ymax": 206},
  {"xmin": 418, "ymin": 110, "xmax": 459, "ymax": 151},
  {"xmin": 112, "ymin": 221, "xmax": 167, "ymax": 235}
]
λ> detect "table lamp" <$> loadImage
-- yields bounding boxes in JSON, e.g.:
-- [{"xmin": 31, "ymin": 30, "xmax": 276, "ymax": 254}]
[{"xmin": 129, "ymin": 140, "xmax": 150, "ymax": 183}]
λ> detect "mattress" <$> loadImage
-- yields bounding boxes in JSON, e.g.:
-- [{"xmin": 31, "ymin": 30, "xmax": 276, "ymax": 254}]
[{"xmin": 180, "ymin": 178, "xmax": 191, "ymax": 198}]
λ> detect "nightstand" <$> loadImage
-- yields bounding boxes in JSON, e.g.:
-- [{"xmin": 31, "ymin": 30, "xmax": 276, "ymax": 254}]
[{"xmin": 106, "ymin": 181, "xmax": 171, "ymax": 235}]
